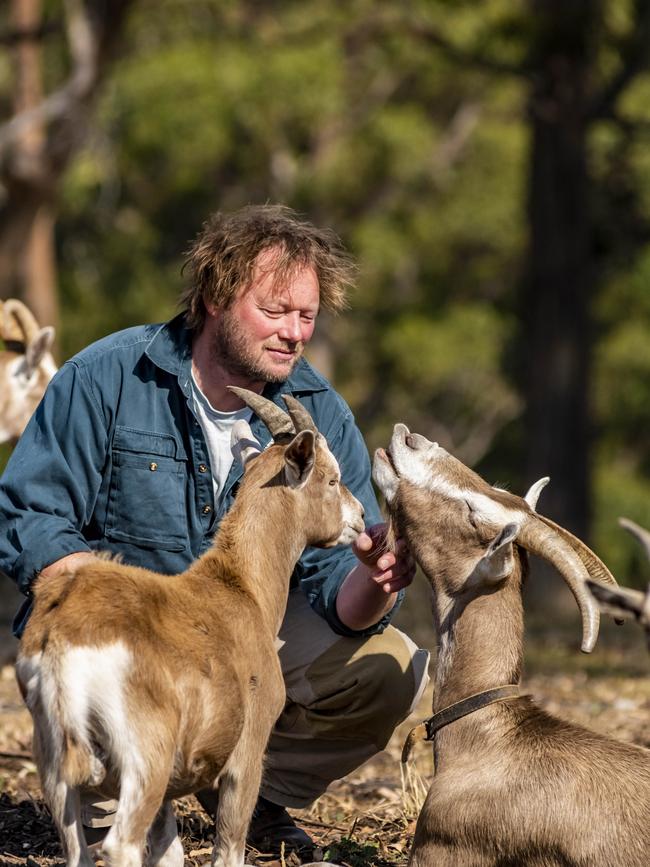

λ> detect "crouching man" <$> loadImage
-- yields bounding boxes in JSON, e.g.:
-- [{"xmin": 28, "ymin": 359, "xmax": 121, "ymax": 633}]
[{"xmin": 0, "ymin": 204, "xmax": 429, "ymax": 860}]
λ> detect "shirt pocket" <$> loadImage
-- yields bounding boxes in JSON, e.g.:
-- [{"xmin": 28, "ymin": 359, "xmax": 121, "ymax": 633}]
[{"xmin": 106, "ymin": 426, "xmax": 188, "ymax": 552}]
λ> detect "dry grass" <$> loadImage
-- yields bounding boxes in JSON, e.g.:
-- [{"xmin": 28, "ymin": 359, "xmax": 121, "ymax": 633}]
[{"xmin": 1, "ymin": 619, "xmax": 648, "ymax": 866}]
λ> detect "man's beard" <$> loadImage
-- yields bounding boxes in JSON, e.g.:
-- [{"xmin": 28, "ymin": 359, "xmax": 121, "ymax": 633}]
[{"xmin": 212, "ymin": 309, "xmax": 303, "ymax": 383}]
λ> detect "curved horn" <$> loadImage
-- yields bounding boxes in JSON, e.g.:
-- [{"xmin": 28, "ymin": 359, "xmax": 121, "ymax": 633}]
[
  {"xmin": 227, "ymin": 386, "xmax": 295, "ymax": 440},
  {"xmin": 619, "ymin": 517, "xmax": 650, "ymax": 561},
  {"xmin": 524, "ymin": 477, "xmax": 550, "ymax": 510},
  {"xmin": 517, "ymin": 515, "xmax": 601, "ymax": 653},
  {"xmin": 534, "ymin": 513, "xmax": 618, "ymax": 588},
  {"xmin": 281, "ymin": 394, "xmax": 317, "ymax": 433},
  {"xmin": 2, "ymin": 299, "xmax": 40, "ymax": 343}
]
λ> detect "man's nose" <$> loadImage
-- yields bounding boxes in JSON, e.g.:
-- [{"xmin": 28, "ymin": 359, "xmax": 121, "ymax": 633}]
[{"xmin": 278, "ymin": 312, "xmax": 303, "ymax": 343}]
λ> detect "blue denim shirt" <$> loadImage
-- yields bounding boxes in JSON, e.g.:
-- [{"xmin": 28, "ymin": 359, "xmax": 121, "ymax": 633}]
[{"xmin": 0, "ymin": 315, "xmax": 393, "ymax": 638}]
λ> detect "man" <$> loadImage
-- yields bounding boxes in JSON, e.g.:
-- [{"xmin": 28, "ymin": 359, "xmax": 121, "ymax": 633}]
[{"xmin": 0, "ymin": 205, "xmax": 429, "ymax": 857}]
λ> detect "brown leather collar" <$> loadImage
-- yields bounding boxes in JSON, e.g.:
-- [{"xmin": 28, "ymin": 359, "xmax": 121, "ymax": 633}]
[{"xmin": 402, "ymin": 684, "xmax": 526, "ymax": 763}]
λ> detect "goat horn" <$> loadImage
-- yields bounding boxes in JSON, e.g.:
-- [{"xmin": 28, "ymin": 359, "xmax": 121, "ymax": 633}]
[
  {"xmin": 1, "ymin": 299, "xmax": 40, "ymax": 343},
  {"xmin": 281, "ymin": 395, "xmax": 317, "ymax": 433},
  {"xmin": 516, "ymin": 515, "xmax": 601, "ymax": 653},
  {"xmin": 619, "ymin": 517, "xmax": 650, "ymax": 561},
  {"xmin": 534, "ymin": 513, "xmax": 619, "ymax": 588},
  {"xmin": 227, "ymin": 386, "xmax": 295, "ymax": 440}
]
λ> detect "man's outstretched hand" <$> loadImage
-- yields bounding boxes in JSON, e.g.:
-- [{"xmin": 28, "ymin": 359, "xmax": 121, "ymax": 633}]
[
  {"xmin": 353, "ymin": 523, "xmax": 416, "ymax": 594},
  {"xmin": 336, "ymin": 523, "xmax": 417, "ymax": 631}
]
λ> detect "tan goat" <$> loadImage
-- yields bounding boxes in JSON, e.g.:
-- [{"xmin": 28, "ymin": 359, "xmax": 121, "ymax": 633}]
[
  {"xmin": 373, "ymin": 424, "xmax": 650, "ymax": 867},
  {"xmin": 15, "ymin": 389, "xmax": 364, "ymax": 867},
  {"xmin": 0, "ymin": 298, "xmax": 57, "ymax": 443},
  {"xmin": 588, "ymin": 518, "xmax": 650, "ymax": 649}
]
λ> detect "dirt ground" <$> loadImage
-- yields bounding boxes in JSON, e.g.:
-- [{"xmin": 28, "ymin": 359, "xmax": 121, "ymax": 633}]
[{"xmin": 1, "ymin": 621, "xmax": 648, "ymax": 867}]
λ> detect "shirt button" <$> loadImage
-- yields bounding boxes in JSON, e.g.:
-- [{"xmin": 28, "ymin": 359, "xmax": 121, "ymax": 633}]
[
  {"xmin": 198, "ymin": 464, "xmax": 208, "ymax": 473},
  {"xmin": 202, "ymin": 505, "xmax": 212, "ymax": 515},
  {"xmin": 149, "ymin": 462, "xmax": 158, "ymax": 472}
]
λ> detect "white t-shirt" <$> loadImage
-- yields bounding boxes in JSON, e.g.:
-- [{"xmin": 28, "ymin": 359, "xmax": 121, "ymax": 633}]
[{"xmin": 190, "ymin": 372, "xmax": 253, "ymax": 503}]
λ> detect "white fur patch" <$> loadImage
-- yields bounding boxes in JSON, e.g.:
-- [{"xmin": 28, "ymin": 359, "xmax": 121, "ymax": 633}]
[
  {"xmin": 15, "ymin": 652, "xmax": 42, "ymax": 699},
  {"xmin": 59, "ymin": 642, "xmax": 144, "ymax": 778},
  {"xmin": 372, "ymin": 451, "xmax": 399, "ymax": 504},
  {"xmin": 400, "ymin": 467, "xmax": 524, "ymax": 529},
  {"xmin": 337, "ymin": 493, "xmax": 364, "ymax": 544}
]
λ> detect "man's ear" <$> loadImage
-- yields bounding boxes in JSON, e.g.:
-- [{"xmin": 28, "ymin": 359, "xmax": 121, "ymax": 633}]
[
  {"xmin": 284, "ymin": 430, "xmax": 315, "ymax": 489},
  {"xmin": 231, "ymin": 419, "xmax": 263, "ymax": 467}
]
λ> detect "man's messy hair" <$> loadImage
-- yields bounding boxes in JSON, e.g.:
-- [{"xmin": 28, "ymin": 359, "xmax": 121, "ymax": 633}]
[{"xmin": 179, "ymin": 204, "xmax": 355, "ymax": 331}]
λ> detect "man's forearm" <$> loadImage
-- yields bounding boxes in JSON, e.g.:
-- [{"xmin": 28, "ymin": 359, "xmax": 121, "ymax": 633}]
[{"xmin": 335, "ymin": 563, "xmax": 398, "ymax": 631}]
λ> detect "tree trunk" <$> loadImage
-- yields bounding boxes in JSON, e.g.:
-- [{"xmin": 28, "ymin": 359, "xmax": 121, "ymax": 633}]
[
  {"xmin": 3, "ymin": 0, "xmax": 59, "ymax": 332},
  {"xmin": 0, "ymin": 0, "xmax": 136, "ymax": 336},
  {"xmin": 522, "ymin": 0, "xmax": 597, "ymax": 541}
]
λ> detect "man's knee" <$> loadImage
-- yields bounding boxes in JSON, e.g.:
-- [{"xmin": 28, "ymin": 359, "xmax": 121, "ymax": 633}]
[{"xmin": 297, "ymin": 626, "xmax": 429, "ymax": 749}]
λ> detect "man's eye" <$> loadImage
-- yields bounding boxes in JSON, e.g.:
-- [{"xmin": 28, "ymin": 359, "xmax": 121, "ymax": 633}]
[{"xmin": 262, "ymin": 309, "xmax": 283, "ymax": 317}]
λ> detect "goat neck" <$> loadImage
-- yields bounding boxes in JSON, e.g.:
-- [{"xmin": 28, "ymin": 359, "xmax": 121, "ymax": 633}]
[
  {"xmin": 431, "ymin": 555, "xmax": 524, "ymax": 712},
  {"xmin": 190, "ymin": 448, "xmax": 305, "ymax": 635}
]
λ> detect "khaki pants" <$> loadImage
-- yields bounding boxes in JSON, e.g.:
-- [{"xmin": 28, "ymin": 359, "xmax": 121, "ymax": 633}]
[{"xmin": 82, "ymin": 589, "xmax": 429, "ymax": 826}]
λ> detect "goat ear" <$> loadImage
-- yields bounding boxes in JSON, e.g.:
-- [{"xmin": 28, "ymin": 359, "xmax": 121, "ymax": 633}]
[
  {"xmin": 475, "ymin": 522, "xmax": 519, "ymax": 584},
  {"xmin": 284, "ymin": 430, "xmax": 315, "ymax": 489},
  {"xmin": 22, "ymin": 327, "xmax": 55, "ymax": 376},
  {"xmin": 231, "ymin": 419, "xmax": 263, "ymax": 467},
  {"xmin": 486, "ymin": 522, "xmax": 519, "ymax": 556}
]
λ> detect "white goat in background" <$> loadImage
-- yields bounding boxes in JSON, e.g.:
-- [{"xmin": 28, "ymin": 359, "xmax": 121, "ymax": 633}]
[{"xmin": 0, "ymin": 298, "xmax": 57, "ymax": 443}]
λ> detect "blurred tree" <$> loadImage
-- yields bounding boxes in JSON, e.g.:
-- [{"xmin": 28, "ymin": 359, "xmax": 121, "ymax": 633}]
[
  {"xmin": 392, "ymin": 0, "xmax": 650, "ymax": 543},
  {"xmin": 1, "ymin": 0, "xmax": 648, "ymax": 590},
  {"xmin": 0, "ymin": 0, "xmax": 135, "ymax": 334},
  {"xmin": 522, "ymin": 0, "xmax": 650, "ymax": 540}
]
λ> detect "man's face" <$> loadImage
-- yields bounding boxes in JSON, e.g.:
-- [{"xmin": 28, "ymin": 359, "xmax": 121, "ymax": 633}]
[{"xmin": 207, "ymin": 252, "xmax": 320, "ymax": 384}]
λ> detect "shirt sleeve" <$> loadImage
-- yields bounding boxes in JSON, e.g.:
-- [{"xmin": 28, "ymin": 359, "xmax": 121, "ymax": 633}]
[
  {"xmin": 296, "ymin": 409, "xmax": 404, "ymax": 637},
  {"xmin": 0, "ymin": 361, "xmax": 108, "ymax": 596}
]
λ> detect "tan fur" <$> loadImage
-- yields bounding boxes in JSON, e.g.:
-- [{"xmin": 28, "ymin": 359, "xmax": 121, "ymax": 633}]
[
  {"xmin": 374, "ymin": 431, "xmax": 650, "ymax": 867},
  {"xmin": 16, "ymin": 431, "xmax": 363, "ymax": 867},
  {"xmin": 0, "ymin": 299, "xmax": 57, "ymax": 443}
]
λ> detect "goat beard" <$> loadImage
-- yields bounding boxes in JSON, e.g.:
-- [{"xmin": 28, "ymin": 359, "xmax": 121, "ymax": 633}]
[{"xmin": 212, "ymin": 309, "xmax": 304, "ymax": 384}]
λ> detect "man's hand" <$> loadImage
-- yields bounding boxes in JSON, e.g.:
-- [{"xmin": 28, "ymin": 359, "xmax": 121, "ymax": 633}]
[
  {"xmin": 353, "ymin": 523, "xmax": 416, "ymax": 594},
  {"xmin": 336, "ymin": 523, "xmax": 416, "ymax": 631},
  {"xmin": 39, "ymin": 552, "xmax": 97, "ymax": 579}
]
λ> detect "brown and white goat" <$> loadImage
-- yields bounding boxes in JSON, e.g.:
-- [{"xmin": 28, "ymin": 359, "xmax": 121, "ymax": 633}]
[
  {"xmin": 16, "ymin": 390, "xmax": 364, "ymax": 867},
  {"xmin": 373, "ymin": 424, "xmax": 650, "ymax": 867},
  {"xmin": 588, "ymin": 518, "xmax": 650, "ymax": 650},
  {"xmin": 0, "ymin": 298, "xmax": 57, "ymax": 443}
]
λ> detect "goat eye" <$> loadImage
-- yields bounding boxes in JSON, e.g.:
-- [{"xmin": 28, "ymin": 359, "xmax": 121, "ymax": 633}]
[
  {"xmin": 464, "ymin": 500, "xmax": 478, "ymax": 528},
  {"xmin": 329, "ymin": 478, "xmax": 338, "ymax": 486}
]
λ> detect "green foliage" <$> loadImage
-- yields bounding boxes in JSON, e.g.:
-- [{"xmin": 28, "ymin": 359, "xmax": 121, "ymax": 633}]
[{"xmin": 4, "ymin": 0, "xmax": 648, "ymax": 585}]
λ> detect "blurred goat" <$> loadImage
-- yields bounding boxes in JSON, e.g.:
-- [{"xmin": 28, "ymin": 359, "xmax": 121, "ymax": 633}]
[
  {"xmin": 373, "ymin": 424, "xmax": 650, "ymax": 867},
  {"xmin": 587, "ymin": 518, "xmax": 650, "ymax": 650},
  {"xmin": 0, "ymin": 298, "xmax": 56, "ymax": 443}
]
